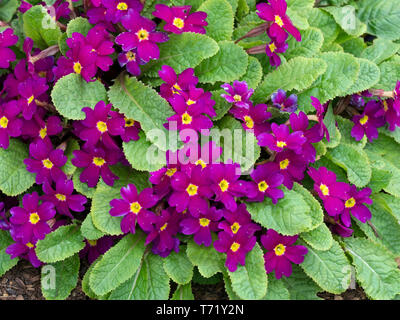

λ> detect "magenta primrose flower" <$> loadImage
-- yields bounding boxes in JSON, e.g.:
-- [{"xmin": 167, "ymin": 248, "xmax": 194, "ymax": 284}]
[
  {"xmin": 351, "ymin": 100, "xmax": 386, "ymax": 142},
  {"xmin": 116, "ymin": 9, "xmax": 169, "ymax": 62},
  {"xmin": 152, "ymin": 4, "xmax": 208, "ymax": 34},
  {"xmin": 233, "ymin": 103, "xmax": 271, "ymax": 137},
  {"xmin": 218, "ymin": 204, "xmax": 261, "ymax": 237},
  {"xmin": 0, "ymin": 28, "xmax": 18, "ymax": 69},
  {"xmin": 79, "ymin": 236, "xmax": 115, "ymax": 264},
  {"xmin": 17, "ymin": 77, "xmax": 49, "ymax": 120},
  {"xmin": 159, "ymin": 65, "xmax": 198, "ymax": 100},
  {"xmin": 381, "ymin": 98, "xmax": 400, "ymax": 131},
  {"xmin": 271, "ymin": 89, "xmax": 298, "ymax": 113},
  {"xmin": 84, "ymin": 26, "xmax": 115, "ymax": 73},
  {"xmin": 102, "ymin": 0, "xmax": 143, "ymax": 23},
  {"xmin": 265, "ymin": 36, "xmax": 288, "ymax": 67},
  {"xmin": 9, "ymin": 192, "xmax": 56, "ymax": 244},
  {"xmin": 6, "ymin": 238, "xmax": 42, "ymax": 268},
  {"xmin": 117, "ymin": 48, "xmax": 146, "ymax": 76},
  {"xmin": 221, "ymin": 80, "xmax": 254, "ymax": 109},
  {"xmin": 24, "ymin": 140, "xmax": 67, "ymax": 185},
  {"xmin": 340, "ymin": 185, "xmax": 372, "ymax": 227},
  {"xmin": 23, "ymin": 115, "xmax": 63, "ymax": 148},
  {"xmin": 0, "ymin": 100, "xmax": 22, "ymax": 149},
  {"xmin": 261, "ymin": 229, "xmax": 308, "ymax": 279},
  {"xmin": 274, "ymin": 150, "xmax": 307, "ymax": 189},
  {"xmin": 256, "ymin": 0, "xmax": 301, "ymax": 43},
  {"xmin": 118, "ymin": 113, "xmax": 141, "ymax": 142},
  {"xmin": 109, "ymin": 183, "xmax": 159, "ymax": 234},
  {"xmin": 310, "ymin": 96, "xmax": 330, "ymax": 142}
]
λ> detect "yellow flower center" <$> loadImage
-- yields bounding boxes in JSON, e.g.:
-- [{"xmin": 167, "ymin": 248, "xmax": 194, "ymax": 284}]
[
  {"xmin": 166, "ymin": 167, "xmax": 177, "ymax": 177},
  {"xmin": 274, "ymin": 15, "xmax": 284, "ymax": 27},
  {"xmin": 173, "ymin": 17, "xmax": 185, "ymax": 29},
  {"xmin": 73, "ymin": 62, "xmax": 82, "ymax": 74},
  {"xmin": 319, "ymin": 184, "xmax": 329, "ymax": 196},
  {"xmin": 27, "ymin": 95, "xmax": 35, "ymax": 105},
  {"xmin": 130, "ymin": 201, "xmax": 142, "ymax": 214},
  {"xmin": 29, "ymin": 212, "xmax": 40, "ymax": 225},
  {"xmin": 42, "ymin": 158, "xmax": 54, "ymax": 169},
  {"xmin": 88, "ymin": 239, "xmax": 97, "ymax": 246},
  {"xmin": 55, "ymin": 193, "xmax": 66, "ymax": 201},
  {"xmin": 160, "ymin": 222, "xmax": 168, "ymax": 231},
  {"xmin": 274, "ymin": 243, "xmax": 286, "ymax": 256},
  {"xmin": 199, "ymin": 218, "xmax": 210, "ymax": 227},
  {"xmin": 126, "ymin": 51, "xmax": 136, "ymax": 61},
  {"xmin": 186, "ymin": 183, "xmax": 198, "ymax": 196},
  {"xmin": 383, "ymin": 100, "xmax": 388, "ymax": 112},
  {"xmin": 181, "ymin": 112, "xmax": 192, "ymax": 124},
  {"xmin": 230, "ymin": 242, "xmax": 240, "ymax": 252},
  {"xmin": 279, "ymin": 159, "xmax": 289, "ymax": 170},
  {"xmin": 0, "ymin": 116, "xmax": 8, "ymax": 129},
  {"xmin": 258, "ymin": 180, "xmax": 269, "ymax": 192},
  {"xmin": 96, "ymin": 121, "xmax": 108, "ymax": 133},
  {"xmin": 39, "ymin": 127, "xmax": 47, "ymax": 139},
  {"xmin": 276, "ymin": 140, "xmax": 287, "ymax": 148},
  {"xmin": 244, "ymin": 115, "xmax": 254, "ymax": 129},
  {"xmin": 125, "ymin": 117, "xmax": 135, "ymax": 127},
  {"xmin": 195, "ymin": 159, "xmax": 207, "ymax": 169},
  {"xmin": 233, "ymin": 94, "xmax": 242, "ymax": 102},
  {"xmin": 136, "ymin": 29, "xmax": 149, "ymax": 41},
  {"xmin": 269, "ymin": 42, "xmax": 277, "ymax": 53},
  {"xmin": 345, "ymin": 197, "xmax": 356, "ymax": 208},
  {"xmin": 38, "ymin": 71, "xmax": 47, "ymax": 78},
  {"xmin": 172, "ymin": 83, "xmax": 182, "ymax": 94},
  {"xmin": 231, "ymin": 222, "xmax": 240, "ymax": 234},
  {"xmin": 187, "ymin": 99, "xmax": 196, "ymax": 106},
  {"xmin": 116, "ymin": 2, "xmax": 128, "ymax": 10},
  {"xmin": 93, "ymin": 157, "xmax": 105, "ymax": 167},
  {"xmin": 26, "ymin": 242, "xmax": 34, "ymax": 248},
  {"xmin": 359, "ymin": 115, "xmax": 369, "ymax": 125},
  {"xmin": 219, "ymin": 179, "xmax": 229, "ymax": 192}
]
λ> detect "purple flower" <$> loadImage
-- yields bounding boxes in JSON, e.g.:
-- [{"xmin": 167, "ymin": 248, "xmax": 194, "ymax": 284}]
[
  {"xmin": 169, "ymin": 165, "xmax": 213, "ymax": 216},
  {"xmin": 310, "ymin": 96, "xmax": 330, "ymax": 142},
  {"xmin": 381, "ymin": 98, "xmax": 400, "ymax": 131},
  {"xmin": 6, "ymin": 239, "xmax": 42, "ymax": 268},
  {"xmin": 340, "ymin": 186, "xmax": 372, "ymax": 227},
  {"xmin": 118, "ymin": 113, "xmax": 141, "ymax": 142},
  {"xmin": 394, "ymin": 81, "xmax": 400, "ymax": 111},
  {"xmin": 79, "ymin": 236, "xmax": 114, "ymax": 264},
  {"xmin": 109, "ymin": 183, "xmax": 158, "ymax": 234},
  {"xmin": 257, "ymin": 123, "xmax": 306, "ymax": 153},
  {"xmin": 218, "ymin": 204, "xmax": 261, "ymax": 237},
  {"xmin": 256, "ymin": 0, "xmax": 301, "ymax": 42},
  {"xmin": 0, "ymin": 28, "xmax": 18, "ymax": 69},
  {"xmin": 24, "ymin": 140, "xmax": 67, "ymax": 185},
  {"xmin": 180, "ymin": 86, "xmax": 216, "ymax": 118},
  {"xmin": 265, "ymin": 36, "xmax": 288, "ymax": 67},
  {"xmin": 84, "ymin": 26, "xmax": 115, "ymax": 73},
  {"xmin": 233, "ymin": 103, "xmax": 271, "ymax": 137},
  {"xmin": 0, "ymin": 100, "xmax": 22, "ymax": 149},
  {"xmin": 102, "ymin": 0, "xmax": 143, "ymax": 24},
  {"xmin": 261, "ymin": 229, "xmax": 308, "ymax": 279},
  {"xmin": 152, "ymin": 4, "xmax": 208, "ymax": 34},
  {"xmin": 221, "ymin": 80, "xmax": 254, "ymax": 109},
  {"xmin": 351, "ymin": 100, "xmax": 386, "ymax": 142},
  {"xmin": 23, "ymin": 115, "xmax": 62, "ymax": 148},
  {"xmin": 9, "ymin": 192, "xmax": 56, "ymax": 244},
  {"xmin": 274, "ymin": 150, "xmax": 307, "ymax": 189},
  {"xmin": 3, "ymin": 59, "xmax": 31, "ymax": 98},
  {"xmin": 42, "ymin": 179, "xmax": 87, "ymax": 218},
  {"xmin": 182, "ymin": 140, "xmax": 222, "ymax": 175},
  {"xmin": 71, "ymin": 146, "xmax": 119, "ymax": 187},
  {"xmin": 79, "ymin": 100, "xmax": 125, "ymax": 149},
  {"xmin": 116, "ymin": 9, "xmax": 169, "ymax": 62},
  {"xmin": 248, "ymin": 162, "xmax": 284, "ymax": 203},
  {"xmin": 180, "ymin": 206, "xmax": 222, "ymax": 247},
  {"xmin": 117, "ymin": 49, "xmax": 146, "ymax": 76},
  {"xmin": 159, "ymin": 65, "xmax": 198, "ymax": 100},
  {"xmin": 329, "ymin": 218, "xmax": 354, "ymax": 238},
  {"xmin": 271, "ymin": 89, "xmax": 298, "ymax": 113},
  {"xmin": 214, "ymin": 229, "xmax": 257, "ymax": 272},
  {"xmin": 17, "ymin": 77, "xmax": 49, "ymax": 120}
]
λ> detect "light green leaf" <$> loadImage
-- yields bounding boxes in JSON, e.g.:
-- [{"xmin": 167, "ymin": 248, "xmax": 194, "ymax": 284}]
[
  {"xmin": 308, "ymin": 8, "xmax": 340, "ymax": 45},
  {"xmin": 340, "ymin": 37, "xmax": 366, "ymax": 57},
  {"xmin": 0, "ymin": 230, "xmax": 19, "ymax": 276},
  {"xmin": 61, "ymin": 139, "xmax": 80, "ymax": 176},
  {"xmin": 211, "ymin": 89, "xmax": 232, "ymax": 121},
  {"xmin": 41, "ymin": 254, "xmax": 80, "ymax": 300},
  {"xmin": 239, "ymin": 56, "xmax": 263, "ymax": 90},
  {"xmin": 360, "ymin": 39, "xmax": 400, "ymax": 64},
  {"xmin": 0, "ymin": 0, "xmax": 19, "ymax": 22},
  {"xmin": 81, "ymin": 213, "xmax": 105, "ymax": 241},
  {"xmin": 171, "ymin": 283, "xmax": 194, "ymax": 300},
  {"xmin": 322, "ymin": 5, "xmax": 367, "ymax": 37},
  {"xmin": 281, "ymin": 265, "xmax": 322, "ymax": 300},
  {"xmin": 376, "ymin": 61, "xmax": 400, "ymax": 91},
  {"xmin": 262, "ymin": 274, "xmax": 290, "ymax": 300},
  {"xmin": 66, "ymin": 17, "xmax": 92, "ymax": 37},
  {"xmin": 0, "ymin": 139, "xmax": 35, "ymax": 196},
  {"xmin": 163, "ymin": 246, "xmax": 193, "ymax": 285},
  {"xmin": 36, "ymin": 224, "xmax": 86, "ymax": 263},
  {"xmin": 90, "ymin": 233, "xmax": 146, "ymax": 296},
  {"xmin": 301, "ymin": 223, "xmax": 333, "ymax": 251},
  {"xmin": 284, "ymin": 27, "xmax": 324, "ymax": 60},
  {"xmin": 367, "ymin": 167, "xmax": 391, "ymax": 194},
  {"xmin": 345, "ymin": 58, "xmax": 380, "ymax": 96},
  {"xmin": 51, "ymin": 74, "xmax": 107, "ymax": 120}
]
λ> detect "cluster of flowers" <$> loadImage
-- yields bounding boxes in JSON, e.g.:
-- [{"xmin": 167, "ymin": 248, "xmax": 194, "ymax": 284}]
[{"xmin": 349, "ymin": 83, "xmax": 400, "ymax": 142}]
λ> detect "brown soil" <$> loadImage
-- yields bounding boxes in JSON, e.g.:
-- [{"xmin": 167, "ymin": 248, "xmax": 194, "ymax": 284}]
[{"xmin": 0, "ymin": 260, "xmax": 367, "ymax": 300}]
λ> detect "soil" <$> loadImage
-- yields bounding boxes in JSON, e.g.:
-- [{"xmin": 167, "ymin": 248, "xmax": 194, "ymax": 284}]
[{"xmin": 0, "ymin": 259, "xmax": 367, "ymax": 300}]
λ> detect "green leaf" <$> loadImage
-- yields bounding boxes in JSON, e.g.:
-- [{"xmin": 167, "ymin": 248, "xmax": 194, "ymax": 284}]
[
  {"xmin": 322, "ymin": 5, "xmax": 367, "ymax": 37},
  {"xmin": 341, "ymin": 37, "xmax": 367, "ymax": 57},
  {"xmin": 301, "ymin": 223, "xmax": 333, "ymax": 251},
  {"xmin": 253, "ymin": 57, "xmax": 327, "ymax": 104},
  {"xmin": 380, "ymin": 126, "xmax": 400, "ymax": 144},
  {"xmin": 367, "ymin": 167, "xmax": 391, "ymax": 194},
  {"xmin": 357, "ymin": 0, "xmax": 400, "ymax": 41},
  {"xmin": 195, "ymin": 41, "xmax": 248, "ymax": 84},
  {"xmin": 308, "ymin": 8, "xmax": 340, "ymax": 45},
  {"xmin": 345, "ymin": 58, "xmax": 380, "ymax": 96},
  {"xmin": 377, "ymin": 193, "xmax": 400, "ymax": 221},
  {"xmin": 163, "ymin": 246, "xmax": 193, "ymax": 285},
  {"xmin": 36, "ymin": 224, "xmax": 85, "ymax": 263},
  {"xmin": 186, "ymin": 238, "xmax": 224, "ymax": 278},
  {"xmin": 58, "ymin": 32, "xmax": 69, "ymax": 56},
  {"xmin": 66, "ymin": 17, "xmax": 93, "ymax": 37},
  {"xmin": 108, "ymin": 75, "xmax": 174, "ymax": 152},
  {"xmin": 81, "ymin": 256, "xmax": 101, "ymax": 299},
  {"xmin": 211, "ymin": 89, "xmax": 232, "ymax": 121},
  {"xmin": 239, "ymin": 56, "xmax": 263, "ymax": 90},
  {"xmin": 360, "ymin": 39, "xmax": 400, "ymax": 64},
  {"xmin": 81, "ymin": 213, "xmax": 105, "ymax": 241},
  {"xmin": 123, "ymin": 131, "xmax": 166, "ymax": 172},
  {"xmin": 90, "ymin": 233, "xmax": 146, "ymax": 296},
  {"xmin": 41, "ymin": 254, "xmax": 80, "ymax": 300},
  {"xmin": 376, "ymin": 61, "xmax": 400, "ymax": 91},
  {"xmin": 327, "ymin": 143, "xmax": 372, "ymax": 187},
  {"xmin": 324, "ymin": 103, "xmax": 340, "ymax": 148},
  {"xmin": 344, "ymin": 237, "xmax": 400, "ymax": 300},
  {"xmin": 299, "ymin": 239, "xmax": 351, "ymax": 294},
  {"xmin": 108, "ymin": 254, "xmax": 170, "ymax": 300},
  {"xmin": 246, "ymin": 186, "xmax": 313, "ymax": 236},
  {"xmin": 0, "ymin": 230, "xmax": 19, "ymax": 277},
  {"xmin": 171, "ymin": 283, "xmax": 194, "ymax": 300},
  {"xmin": 228, "ymin": 243, "xmax": 268, "ymax": 300},
  {"xmin": 22, "ymin": 5, "xmax": 62, "ymax": 49},
  {"xmin": 284, "ymin": 27, "xmax": 324, "ymax": 60},
  {"xmin": 213, "ymin": 116, "xmax": 260, "ymax": 172},
  {"xmin": 286, "ymin": 7, "xmax": 309, "ymax": 30},
  {"xmin": 262, "ymin": 274, "xmax": 290, "ymax": 300},
  {"xmin": 144, "ymin": 33, "xmax": 219, "ymax": 77},
  {"xmin": 51, "ymin": 74, "xmax": 108, "ymax": 120},
  {"xmin": 281, "ymin": 265, "xmax": 322, "ymax": 300},
  {"xmin": 0, "ymin": 139, "xmax": 35, "ymax": 196},
  {"xmin": 0, "ymin": 0, "xmax": 19, "ymax": 22},
  {"xmin": 223, "ymin": 272, "xmax": 241, "ymax": 299},
  {"xmin": 198, "ymin": 0, "xmax": 234, "ymax": 41},
  {"xmin": 61, "ymin": 139, "xmax": 80, "ymax": 176}
]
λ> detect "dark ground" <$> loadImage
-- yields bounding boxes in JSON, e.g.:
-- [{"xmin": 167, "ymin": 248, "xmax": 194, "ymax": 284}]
[{"xmin": 0, "ymin": 259, "xmax": 367, "ymax": 300}]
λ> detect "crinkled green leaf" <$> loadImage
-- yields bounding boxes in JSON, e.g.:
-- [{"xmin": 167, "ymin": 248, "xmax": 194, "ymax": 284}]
[
  {"xmin": 341, "ymin": 37, "xmax": 366, "ymax": 57},
  {"xmin": 344, "ymin": 237, "xmax": 400, "ymax": 300},
  {"xmin": 195, "ymin": 41, "xmax": 248, "ymax": 84},
  {"xmin": 281, "ymin": 265, "xmax": 322, "ymax": 300},
  {"xmin": 308, "ymin": 8, "xmax": 340, "ymax": 45},
  {"xmin": 228, "ymin": 243, "xmax": 268, "ymax": 300},
  {"xmin": 0, "ymin": 0, "xmax": 19, "ymax": 22},
  {"xmin": 0, "ymin": 139, "xmax": 35, "ymax": 196},
  {"xmin": 66, "ymin": 17, "xmax": 92, "ymax": 37},
  {"xmin": 41, "ymin": 254, "xmax": 80, "ymax": 300},
  {"xmin": 36, "ymin": 224, "xmax": 85, "ymax": 263},
  {"xmin": 367, "ymin": 167, "xmax": 391, "ymax": 194},
  {"xmin": 212, "ymin": 89, "xmax": 232, "ymax": 120},
  {"xmin": 380, "ymin": 127, "xmax": 400, "ymax": 144},
  {"xmin": 239, "ymin": 56, "xmax": 263, "ymax": 89},
  {"xmin": 0, "ymin": 230, "xmax": 19, "ymax": 277},
  {"xmin": 262, "ymin": 274, "xmax": 290, "ymax": 300},
  {"xmin": 377, "ymin": 193, "xmax": 400, "ymax": 221},
  {"xmin": 51, "ymin": 74, "xmax": 107, "ymax": 120},
  {"xmin": 90, "ymin": 233, "xmax": 146, "ymax": 296},
  {"xmin": 376, "ymin": 61, "xmax": 400, "ymax": 91},
  {"xmin": 284, "ymin": 27, "xmax": 324, "ymax": 60},
  {"xmin": 322, "ymin": 5, "xmax": 367, "ymax": 37},
  {"xmin": 163, "ymin": 246, "xmax": 193, "ymax": 285},
  {"xmin": 360, "ymin": 39, "xmax": 400, "ymax": 64},
  {"xmin": 81, "ymin": 213, "xmax": 105, "ymax": 241},
  {"xmin": 286, "ymin": 7, "xmax": 309, "ymax": 30},
  {"xmin": 346, "ymin": 58, "xmax": 380, "ymax": 96},
  {"xmin": 171, "ymin": 283, "xmax": 194, "ymax": 300},
  {"xmin": 301, "ymin": 223, "xmax": 333, "ymax": 251}
]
